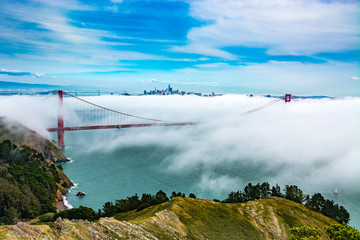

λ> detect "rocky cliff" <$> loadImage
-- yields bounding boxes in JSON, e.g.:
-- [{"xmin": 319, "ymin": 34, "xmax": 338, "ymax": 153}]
[
  {"xmin": 0, "ymin": 197, "xmax": 338, "ymax": 240},
  {"xmin": 0, "ymin": 117, "xmax": 67, "ymax": 163}
]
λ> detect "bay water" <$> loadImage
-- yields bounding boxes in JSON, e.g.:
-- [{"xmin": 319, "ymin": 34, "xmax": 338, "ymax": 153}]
[{"xmin": 57, "ymin": 129, "xmax": 360, "ymax": 230}]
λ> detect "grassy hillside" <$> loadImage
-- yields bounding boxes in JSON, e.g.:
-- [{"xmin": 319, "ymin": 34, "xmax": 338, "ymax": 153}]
[
  {"xmin": 0, "ymin": 197, "xmax": 341, "ymax": 239},
  {"xmin": 114, "ymin": 197, "xmax": 338, "ymax": 239}
]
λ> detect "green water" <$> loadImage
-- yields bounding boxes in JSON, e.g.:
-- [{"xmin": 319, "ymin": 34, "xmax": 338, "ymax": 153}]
[{"xmin": 57, "ymin": 129, "xmax": 360, "ymax": 229}]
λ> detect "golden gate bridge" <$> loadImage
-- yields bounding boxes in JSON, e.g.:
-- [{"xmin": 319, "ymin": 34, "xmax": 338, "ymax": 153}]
[{"xmin": 48, "ymin": 90, "xmax": 292, "ymax": 148}]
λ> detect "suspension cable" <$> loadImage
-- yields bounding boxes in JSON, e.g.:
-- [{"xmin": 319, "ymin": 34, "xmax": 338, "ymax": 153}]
[
  {"xmin": 243, "ymin": 98, "xmax": 282, "ymax": 115},
  {"xmin": 62, "ymin": 91, "xmax": 166, "ymax": 122}
]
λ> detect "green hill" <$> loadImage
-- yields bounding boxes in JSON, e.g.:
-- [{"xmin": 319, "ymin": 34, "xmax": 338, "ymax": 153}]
[
  {"xmin": 0, "ymin": 118, "xmax": 72, "ymax": 225},
  {"xmin": 0, "ymin": 117, "xmax": 68, "ymax": 163},
  {"xmin": 0, "ymin": 197, "xmax": 342, "ymax": 239},
  {"xmin": 114, "ymin": 197, "xmax": 338, "ymax": 239}
]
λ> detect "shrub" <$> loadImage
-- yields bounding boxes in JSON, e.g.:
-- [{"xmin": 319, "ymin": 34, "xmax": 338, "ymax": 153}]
[
  {"xmin": 290, "ymin": 225, "xmax": 322, "ymax": 240},
  {"xmin": 0, "ymin": 216, "xmax": 12, "ymax": 225},
  {"xmin": 325, "ymin": 223, "xmax": 360, "ymax": 240},
  {"xmin": 52, "ymin": 206, "xmax": 97, "ymax": 221},
  {"xmin": 38, "ymin": 212, "xmax": 55, "ymax": 223}
]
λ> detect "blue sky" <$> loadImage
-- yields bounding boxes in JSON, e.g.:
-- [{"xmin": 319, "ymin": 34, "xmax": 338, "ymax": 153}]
[{"xmin": 0, "ymin": 0, "xmax": 359, "ymax": 95}]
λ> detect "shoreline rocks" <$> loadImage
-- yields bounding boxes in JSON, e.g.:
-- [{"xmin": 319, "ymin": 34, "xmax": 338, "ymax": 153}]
[{"xmin": 76, "ymin": 192, "xmax": 86, "ymax": 197}]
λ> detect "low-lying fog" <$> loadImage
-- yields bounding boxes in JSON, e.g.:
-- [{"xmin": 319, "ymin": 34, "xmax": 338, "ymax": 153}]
[{"xmin": 1, "ymin": 94, "xmax": 359, "ymax": 194}]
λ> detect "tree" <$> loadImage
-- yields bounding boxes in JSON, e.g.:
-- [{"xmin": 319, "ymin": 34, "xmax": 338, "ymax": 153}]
[
  {"xmin": 223, "ymin": 191, "xmax": 244, "ymax": 203},
  {"xmin": 102, "ymin": 202, "xmax": 117, "ymax": 217},
  {"xmin": 322, "ymin": 200, "xmax": 337, "ymax": 218},
  {"xmin": 244, "ymin": 183, "xmax": 258, "ymax": 201},
  {"xmin": 305, "ymin": 193, "xmax": 349, "ymax": 224},
  {"xmin": 171, "ymin": 191, "xmax": 185, "ymax": 199},
  {"xmin": 170, "ymin": 191, "xmax": 177, "ymax": 199},
  {"xmin": 271, "ymin": 184, "xmax": 283, "ymax": 197},
  {"xmin": 188, "ymin": 193, "xmax": 196, "ymax": 198},
  {"xmin": 127, "ymin": 194, "xmax": 140, "ymax": 211},
  {"xmin": 284, "ymin": 185, "xmax": 307, "ymax": 204},
  {"xmin": 115, "ymin": 199, "xmax": 130, "ymax": 212},
  {"xmin": 0, "ymin": 140, "xmax": 16, "ymax": 159},
  {"xmin": 154, "ymin": 190, "xmax": 169, "ymax": 204},
  {"xmin": 260, "ymin": 182, "xmax": 271, "ymax": 198},
  {"xmin": 338, "ymin": 206, "xmax": 350, "ymax": 224},
  {"xmin": 140, "ymin": 193, "xmax": 154, "ymax": 205},
  {"xmin": 306, "ymin": 193, "xmax": 325, "ymax": 211},
  {"xmin": 4, "ymin": 207, "xmax": 19, "ymax": 224}
]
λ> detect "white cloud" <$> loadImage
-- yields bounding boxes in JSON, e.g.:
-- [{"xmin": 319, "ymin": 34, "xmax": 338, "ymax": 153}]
[
  {"xmin": 171, "ymin": 43, "xmax": 238, "ymax": 60},
  {"xmin": 351, "ymin": 76, "xmax": 360, "ymax": 81},
  {"xmin": 197, "ymin": 174, "xmax": 240, "ymax": 193},
  {"xmin": 194, "ymin": 62, "xmax": 230, "ymax": 68},
  {"xmin": 0, "ymin": 68, "xmax": 44, "ymax": 78},
  {"xmin": 0, "ymin": 0, "xmax": 175, "ymax": 74},
  {"xmin": 172, "ymin": 0, "xmax": 360, "ymax": 58}
]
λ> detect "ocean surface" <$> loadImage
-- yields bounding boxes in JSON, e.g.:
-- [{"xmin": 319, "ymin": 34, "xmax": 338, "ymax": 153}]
[{"xmin": 56, "ymin": 129, "xmax": 360, "ymax": 230}]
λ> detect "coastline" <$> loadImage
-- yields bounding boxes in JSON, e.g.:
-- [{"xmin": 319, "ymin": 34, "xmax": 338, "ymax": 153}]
[
  {"xmin": 56, "ymin": 189, "xmax": 73, "ymax": 212},
  {"xmin": 57, "ymin": 195, "xmax": 73, "ymax": 211},
  {"xmin": 57, "ymin": 199, "xmax": 68, "ymax": 212}
]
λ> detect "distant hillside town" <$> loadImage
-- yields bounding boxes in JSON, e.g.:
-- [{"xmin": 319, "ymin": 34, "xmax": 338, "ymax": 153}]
[{"xmin": 143, "ymin": 84, "xmax": 222, "ymax": 97}]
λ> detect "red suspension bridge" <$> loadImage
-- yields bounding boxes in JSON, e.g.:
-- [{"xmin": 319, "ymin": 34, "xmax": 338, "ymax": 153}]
[{"xmin": 48, "ymin": 90, "xmax": 291, "ymax": 148}]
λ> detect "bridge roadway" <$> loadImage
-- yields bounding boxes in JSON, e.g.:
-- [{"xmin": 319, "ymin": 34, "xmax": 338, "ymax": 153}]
[{"xmin": 47, "ymin": 122, "xmax": 196, "ymax": 132}]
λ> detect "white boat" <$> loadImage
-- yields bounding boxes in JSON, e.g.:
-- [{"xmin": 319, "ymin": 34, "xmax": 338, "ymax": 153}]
[{"xmin": 334, "ymin": 187, "xmax": 339, "ymax": 194}]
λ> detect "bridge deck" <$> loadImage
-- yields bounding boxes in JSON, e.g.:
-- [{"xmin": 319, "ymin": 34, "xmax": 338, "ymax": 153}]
[{"xmin": 47, "ymin": 122, "xmax": 196, "ymax": 132}]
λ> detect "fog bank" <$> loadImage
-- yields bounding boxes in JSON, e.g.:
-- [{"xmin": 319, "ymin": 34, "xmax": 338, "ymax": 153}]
[{"xmin": 0, "ymin": 94, "xmax": 359, "ymax": 194}]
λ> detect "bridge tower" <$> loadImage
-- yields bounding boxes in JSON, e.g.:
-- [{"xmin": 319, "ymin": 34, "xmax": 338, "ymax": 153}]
[
  {"xmin": 285, "ymin": 94, "xmax": 291, "ymax": 103},
  {"xmin": 57, "ymin": 90, "xmax": 65, "ymax": 148}
]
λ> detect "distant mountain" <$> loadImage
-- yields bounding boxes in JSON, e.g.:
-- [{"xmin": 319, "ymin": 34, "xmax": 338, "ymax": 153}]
[
  {"xmin": 263, "ymin": 94, "xmax": 333, "ymax": 99},
  {"xmin": 0, "ymin": 81, "xmax": 101, "ymax": 95},
  {"xmin": 292, "ymin": 95, "xmax": 333, "ymax": 99},
  {"xmin": 0, "ymin": 80, "xmax": 61, "ymax": 90}
]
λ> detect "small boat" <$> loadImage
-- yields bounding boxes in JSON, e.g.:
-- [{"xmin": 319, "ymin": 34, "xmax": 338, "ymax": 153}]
[{"xmin": 334, "ymin": 187, "xmax": 339, "ymax": 194}]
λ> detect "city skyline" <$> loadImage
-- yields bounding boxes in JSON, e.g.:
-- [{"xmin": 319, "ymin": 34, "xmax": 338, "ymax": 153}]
[{"xmin": 0, "ymin": 0, "xmax": 359, "ymax": 96}]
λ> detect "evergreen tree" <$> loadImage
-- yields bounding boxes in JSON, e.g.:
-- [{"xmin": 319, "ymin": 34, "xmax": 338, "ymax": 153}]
[
  {"xmin": 306, "ymin": 193, "xmax": 325, "ymax": 211},
  {"xmin": 102, "ymin": 202, "xmax": 117, "ymax": 217},
  {"xmin": 260, "ymin": 182, "xmax": 271, "ymax": 198},
  {"xmin": 271, "ymin": 184, "xmax": 283, "ymax": 197},
  {"xmin": 189, "ymin": 193, "xmax": 196, "ymax": 198},
  {"xmin": 284, "ymin": 185, "xmax": 307, "ymax": 203},
  {"xmin": 140, "ymin": 193, "xmax": 154, "ymax": 205},
  {"xmin": 154, "ymin": 190, "xmax": 169, "ymax": 204}
]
